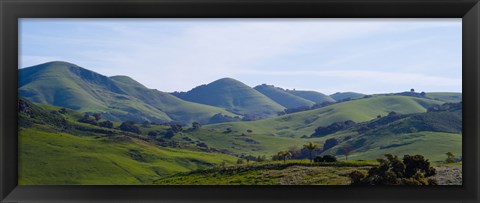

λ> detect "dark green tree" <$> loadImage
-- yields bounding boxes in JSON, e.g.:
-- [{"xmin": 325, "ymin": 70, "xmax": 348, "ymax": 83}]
[
  {"xmin": 192, "ymin": 122, "xmax": 202, "ymax": 130},
  {"xmin": 446, "ymin": 152, "xmax": 455, "ymax": 163},
  {"xmin": 323, "ymin": 138, "xmax": 339, "ymax": 151},
  {"xmin": 119, "ymin": 121, "xmax": 141, "ymax": 134},
  {"xmin": 148, "ymin": 131, "xmax": 158, "ymax": 139},
  {"xmin": 99, "ymin": 120, "xmax": 113, "ymax": 128},
  {"xmin": 92, "ymin": 113, "xmax": 102, "ymax": 121}
]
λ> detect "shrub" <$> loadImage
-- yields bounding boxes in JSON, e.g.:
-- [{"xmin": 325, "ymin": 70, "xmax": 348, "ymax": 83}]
[
  {"xmin": 313, "ymin": 156, "xmax": 324, "ymax": 163},
  {"xmin": 323, "ymin": 138, "xmax": 339, "ymax": 151},
  {"xmin": 192, "ymin": 122, "xmax": 201, "ymax": 130},
  {"xmin": 445, "ymin": 152, "xmax": 455, "ymax": 163},
  {"xmin": 322, "ymin": 155, "xmax": 337, "ymax": 162},
  {"xmin": 78, "ymin": 114, "xmax": 97, "ymax": 125},
  {"xmin": 349, "ymin": 154, "xmax": 437, "ymax": 185},
  {"xmin": 147, "ymin": 131, "xmax": 158, "ymax": 138},
  {"xmin": 313, "ymin": 155, "xmax": 337, "ymax": 163},
  {"xmin": 119, "ymin": 121, "xmax": 141, "ymax": 134},
  {"xmin": 99, "ymin": 120, "xmax": 113, "ymax": 128}
]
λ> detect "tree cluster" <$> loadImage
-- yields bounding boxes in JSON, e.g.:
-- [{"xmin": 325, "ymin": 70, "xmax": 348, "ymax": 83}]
[
  {"xmin": 349, "ymin": 154, "xmax": 437, "ymax": 185},
  {"xmin": 311, "ymin": 120, "xmax": 356, "ymax": 138},
  {"xmin": 119, "ymin": 121, "xmax": 141, "ymax": 134},
  {"xmin": 313, "ymin": 155, "xmax": 337, "ymax": 163}
]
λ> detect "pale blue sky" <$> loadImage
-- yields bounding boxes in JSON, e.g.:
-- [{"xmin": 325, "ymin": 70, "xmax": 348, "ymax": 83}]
[{"xmin": 19, "ymin": 19, "xmax": 462, "ymax": 94}]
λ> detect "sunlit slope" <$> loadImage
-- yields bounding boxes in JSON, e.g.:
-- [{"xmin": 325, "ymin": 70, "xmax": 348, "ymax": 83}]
[
  {"xmin": 172, "ymin": 78, "xmax": 285, "ymax": 118},
  {"xmin": 204, "ymin": 95, "xmax": 444, "ymax": 138},
  {"xmin": 254, "ymin": 84, "xmax": 315, "ymax": 108},
  {"xmin": 286, "ymin": 90, "xmax": 336, "ymax": 103},
  {"xmin": 109, "ymin": 75, "xmax": 238, "ymax": 123},
  {"xmin": 19, "ymin": 61, "xmax": 235, "ymax": 123},
  {"xmin": 319, "ymin": 108, "xmax": 462, "ymax": 162},
  {"xmin": 19, "ymin": 128, "xmax": 237, "ymax": 185},
  {"xmin": 342, "ymin": 132, "xmax": 461, "ymax": 162}
]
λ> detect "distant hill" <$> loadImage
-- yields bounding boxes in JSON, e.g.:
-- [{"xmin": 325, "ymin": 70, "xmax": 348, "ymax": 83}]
[
  {"xmin": 19, "ymin": 61, "xmax": 236, "ymax": 124},
  {"xmin": 171, "ymin": 78, "xmax": 285, "ymax": 118},
  {"xmin": 204, "ymin": 95, "xmax": 444, "ymax": 138},
  {"xmin": 330, "ymin": 92, "xmax": 366, "ymax": 101},
  {"xmin": 320, "ymin": 104, "xmax": 462, "ymax": 161},
  {"xmin": 426, "ymin": 92, "xmax": 462, "ymax": 103},
  {"xmin": 286, "ymin": 90, "xmax": 336, "ymax": 103},
  {"xmin": 254, "ymin": 84, "xmax": 315, "ymax": 108}
]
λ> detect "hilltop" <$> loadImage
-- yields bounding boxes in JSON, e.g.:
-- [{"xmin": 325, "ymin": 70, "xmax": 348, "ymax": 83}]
[
  {"xmin": 171, "ymin": 78, "xmax": 285, "ymax": 118},
  {"xmin": 19, "ymin": 61, "xmax": 237, "ymax": 124}
]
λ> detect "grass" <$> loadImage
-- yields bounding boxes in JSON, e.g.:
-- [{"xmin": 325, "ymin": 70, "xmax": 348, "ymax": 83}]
[
  {"xmin": 345, "ymin": 132, "xmax": 462, "ymax": 162},
  {"xmin": 153, "ymin": 160, "xmax": 374, "ymax": 185},
  {"xmin": 19, "ymin": 61, "xmax": 237, "ymax": 124},
  {"xmin": 204, "ymin": 95, "xmax": 444, "ymax": 138},
  {"xmin": 172, "ymin": 77, "xmax": 285, "ymax": 118},
  {"xmin": 19, "ymin": 127, "xmax": 238, "ymax": 185}
]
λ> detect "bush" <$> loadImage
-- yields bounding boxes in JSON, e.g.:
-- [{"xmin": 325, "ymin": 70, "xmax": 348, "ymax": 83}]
[
  {"xmin": 349, "ymin": 154, "xmax": 437, "ymax": 185},
  {"xmin": 78, "ymin": 114, "xmax": 97, "ymax": 125},
  {"xmin": 323, "ymin": 138, "xmax": 339, "ymax": 151},
  {"xmin": 311, "ymin": 120, "xmax": 356, "ymax": 137},
  {"xmin": 99, "ymin": 120, "xmax": 113, "ymax": 128},
  {"xmin": 313, "ymin": 155, "xmax": 337, "ymax": 163},
  {"xmin": 322, "ymin": 155, "xmax": 337, "ymax": 162},
  {"xmin": 119, "ymin": 121, "xmax": 141, "ymax": 134},
  {"xmin": 147, "ymin": 131, "xmax": 158, "ymax": 138}
]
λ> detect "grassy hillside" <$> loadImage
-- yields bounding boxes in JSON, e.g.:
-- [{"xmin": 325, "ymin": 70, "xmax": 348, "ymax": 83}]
[
  {"xmin": 204, "ymin": 95, "xmax": 444, "ymax": 138},
  {"xmin": 254, "ymin": 84, "xmax": 315, "ymax": 108},
  {"xmin": 19, "ymin": 61, "xmax": 235, "ymax": 124},
  {"xmin": 172, "ymin": 78, "xmax": 285, "ymax": 118},
  {"xmin": 426, "ymin": 92, "xmax": 462, "ymax": 103},
  {"xmin": 18, "ymin": 99, "xmax": 238, "ymax": 185},
  {"xmin": 286, "ymin": 90, "xmax": 336, "ymax": 103},
  {"xmin": 19, "ymin": 128, "xmax": 237, "ymax": 185},
  {"xmin": 109, "ymin": 75, "xmax": 238, "ymax": 123},
  {"xmin": 318, "ymin": 107, "xmax": 462, "ymax": 162},
  {"xmin": 340, "ymin": 132, "xmax": 461, "ymax": 162},
  {"xmin": 330, "ymin": 92, "xmax": 365, "ymax": 101}
]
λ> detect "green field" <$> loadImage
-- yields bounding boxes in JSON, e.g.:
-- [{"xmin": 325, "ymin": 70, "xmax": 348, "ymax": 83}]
[{"xmin": 19, "ymin": 127, "xmax": 237, "ymax": 185}]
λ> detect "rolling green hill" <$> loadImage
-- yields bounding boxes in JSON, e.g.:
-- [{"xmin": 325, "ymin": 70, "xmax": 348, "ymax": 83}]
[
  {"xmin": 18, "ymin": 99, "xmax": 238, "ymax": 185},
  {"xmin": 108, "ymin": 75, "xmax": 239, "ymax": 123},
  {"xmin": 19, "ymin": 61, "xmax": 235, "ymax": 124},
  {"xmin": 330, "ymin": 92, "xmax": 366, "ymax": 101},
  {"xmin": 426, "ymin": 92, "xmax": 462, "ymax": 103},
  {"xmin": 171, "ymin": 78, "xmax": 285, "ymax": 118},
  {"xmin": 203, "ymin": 95, "xmax": 444, "ymax": 138},
  {"xmin": 318, "ymin": 106, "xmax": 462, "ymax": 162},
  {"xmin": 254, "ymin": 84, "xmax": 315, "ymax": 108},
  {"xmin": 286, "ymin": 90, "xmax": 336, "ymax": 103}
]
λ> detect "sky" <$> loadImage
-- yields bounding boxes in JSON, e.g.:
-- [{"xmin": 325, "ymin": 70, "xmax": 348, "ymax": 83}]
[{"xmin": 19, "ymin": 19, "xmax": 462, "ymax": 95}]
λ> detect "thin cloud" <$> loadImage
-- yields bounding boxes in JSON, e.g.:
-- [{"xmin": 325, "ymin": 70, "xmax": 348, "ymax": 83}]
[{"xmin": 19, "ymin": 19, "xmax": 462, "ymax": 94}]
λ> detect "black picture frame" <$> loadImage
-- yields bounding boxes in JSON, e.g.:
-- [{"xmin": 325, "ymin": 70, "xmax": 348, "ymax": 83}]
[{"xmin": 1, "ymin": 0, "xmax": 479, "ymax": 202}]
